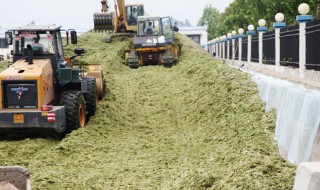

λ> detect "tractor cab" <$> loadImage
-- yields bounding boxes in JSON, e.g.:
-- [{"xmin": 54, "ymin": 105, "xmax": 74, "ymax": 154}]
[
  {"xmin": 5, "ymin": 25, "xmax": 78, "ymax": 65},
  {"xmin": 134, "ymin": 16, "xmax": 174, "ymax": 48},
  {"xmin": 126, "ymin": 4, "xmax": 144, "ymax": 26}
]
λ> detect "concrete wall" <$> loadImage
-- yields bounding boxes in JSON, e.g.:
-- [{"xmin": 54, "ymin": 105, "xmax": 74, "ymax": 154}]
[{"xmin": 227, "ymin": 59, "xmax": 320, "ymax": 164}]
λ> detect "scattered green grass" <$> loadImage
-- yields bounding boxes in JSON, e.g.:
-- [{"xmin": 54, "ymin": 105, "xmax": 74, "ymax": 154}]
[{"xmin": 0, "ymin": 31, "xmax": 295, "ymax": 190}]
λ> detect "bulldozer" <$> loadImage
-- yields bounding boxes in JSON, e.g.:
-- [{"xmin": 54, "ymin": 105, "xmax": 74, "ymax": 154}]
[
  {"xmin": 0, "ymin": 24, "xmax": 105, "ymax": 134},
  {"xmin": 126, "ymin": 16, "xmax": 181, "ymax": 68},
  {"xmin": 93, "ymin": 0, "xmax": 144, "ymax": 33}
]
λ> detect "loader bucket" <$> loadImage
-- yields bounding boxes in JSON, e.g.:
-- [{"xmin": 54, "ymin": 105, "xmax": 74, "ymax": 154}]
[
  {"xmin": 0, "ymin": 166, "xmax": 31, "ymax": 190},
  {"xmin": 86, "ymin": 64, "xmax": 105, "ymax": 100},
  {"xmin": 93, "ymin": 12, "xmax": 114, "ymax": 32}
]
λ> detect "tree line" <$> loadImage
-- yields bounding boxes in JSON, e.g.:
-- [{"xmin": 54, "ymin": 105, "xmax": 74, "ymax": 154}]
[{"xmin": 198, "ymin": 0, "xmax": 320, "ymax": 40}]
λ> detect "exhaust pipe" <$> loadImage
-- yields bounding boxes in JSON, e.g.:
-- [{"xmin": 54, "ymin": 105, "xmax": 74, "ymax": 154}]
[{"xmin": 26, "ymin": 45, "xmax": 33, "ymax": 65}]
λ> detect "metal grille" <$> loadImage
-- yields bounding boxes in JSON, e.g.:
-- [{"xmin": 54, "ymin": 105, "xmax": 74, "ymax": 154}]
[
  {"xmin": 280, "ymin": 25, "xmax": 299, "ymax": 68},
  {"xmin": 263, "ymin": 30, "xmax": 275, "ymax": 65},
  {"xmin": 235, "ymin": 39, "xmax": 239, "ymax": 60},
  {"xmin": 306, "ymin": 19, "xmax": 320, "ymax": 70},
  {"xmin": 242, "ymin": 37, "xmax": 248, "ymax": 61},
  {"xmin": 251, "ymin": 35, "xmax": 259, "ymax": 63},
  {"xmin": 3, "ymin": 81, "xmax": 37, "ymax": 109},
  {"xmin": 229, "ymin": 41, "xmax": 233, "ymax": 59}
]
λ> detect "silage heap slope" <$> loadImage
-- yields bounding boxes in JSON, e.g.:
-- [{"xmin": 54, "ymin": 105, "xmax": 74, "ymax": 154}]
[{"xmin": 1, "ymin": 31, "xmax": 295, "ymax": 189}]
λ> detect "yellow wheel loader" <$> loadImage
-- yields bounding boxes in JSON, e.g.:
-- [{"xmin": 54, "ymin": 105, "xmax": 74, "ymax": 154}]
[
  {"xmin": 127, "ymin": 16, "xmax": 181, "ymax": 68},
  {"xmin": 94, "ymin": 0, "xmax": 144, "ymax": 32},
  {"xmin": 0, "ymin": 25, "xmax": 105, "ymax": 134}
]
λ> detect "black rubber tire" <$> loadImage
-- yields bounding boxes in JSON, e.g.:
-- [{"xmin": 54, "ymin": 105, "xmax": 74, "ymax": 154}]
[
  {"xmin": 84, "ymin": 77, "xmax": 98, "ymax": 118},
  {"xmin": 59, "ymin": 90, "xmax": 86, "ymax": 131},
  {"xmin": 164, "ymin": 62, "xmax": 173, "ymax": 68}
]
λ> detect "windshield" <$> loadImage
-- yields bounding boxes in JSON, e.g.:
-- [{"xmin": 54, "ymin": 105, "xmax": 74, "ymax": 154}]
[
  {"xmin": 126, "ymin": 5, "xmax": 144, "ymax": 26},
  {"xmin": 162, "ymin": 17, "xmax": 173, "ymax": 40},
  {"xmin": 138, "ymin": 19, "xmax": 161, "ymax": 36},
  {"xmin": 13, "ymin": 32, "xmax": 55, "ymax": 55}
]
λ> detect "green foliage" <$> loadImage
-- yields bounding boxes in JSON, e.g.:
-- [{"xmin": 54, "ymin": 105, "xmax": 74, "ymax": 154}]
[
  {"xmin": 201, "ymin": 0, "xmax": 320, "ymax": 38},
  {"xmin": 198, "ymin": 5, "xmax": 221, "ymax": 40}
]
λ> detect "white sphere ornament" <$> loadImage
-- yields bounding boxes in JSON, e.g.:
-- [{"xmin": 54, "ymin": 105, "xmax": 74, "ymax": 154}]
[
  {"xmin": 238, "ymin": 28, "xmax": 244, "ymax": 34},
  {"xmin": 298, "ymin": 3, "xmax": 310, "ymax": 15},
  {"xmin": 231, "ymin": 31, "xmax": 237, "ymax": 36},
  {"xmin": 248, "ymin": 24, "xmax": 255, "ymax": 31},
  {"xmin": 275, "ymin": 13, "xmax": 285, "ymax": 22},
  {"xmin": 227, "ymin": 33, "xmax": 232, "ymax": 37},
  {"xmin": 223, "ymin": 35, "xmax": 227, "ymax": 39},
  {"xmin": 258, "ymin": 19, "xmax": 266, "ymax": 27}
]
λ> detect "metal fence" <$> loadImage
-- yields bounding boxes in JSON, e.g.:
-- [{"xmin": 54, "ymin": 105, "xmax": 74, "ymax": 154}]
[
  {"xmin": 280, "ymin": 25, "xmax": 299, "ymax": 68},
  {"xmin": 263, "ymin": 30, "xmax": 275, "ymax": 65},
  {"xmin": 224, "ymin": 41, "xmax": 228, "ymax": 58},
  {"xmin": 306, "ymin": 19, "xmax": 320, "ymax": 70},
  {"xmin": 229, "ymin": 41, "xmax": 232, "ymax": 59},
  {"xmin": 234, "ymin": 40, "xmax": 239, "ymax": 60},
  {"xmin": 251, "ymin": 35, "xmax": 259, "ymax": 63},
  {"xmin": 242, "ymin": 36, "xmax": 248, "ymax": 61}
]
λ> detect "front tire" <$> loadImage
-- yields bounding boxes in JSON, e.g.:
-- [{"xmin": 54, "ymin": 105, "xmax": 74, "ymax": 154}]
[
  {"xmin": 84, "ymin": 77, "xmax": 98, "ymax": 119},
  {"xmin": 59, "ymin": 90, "xmax": 86, "ymax": 131}
]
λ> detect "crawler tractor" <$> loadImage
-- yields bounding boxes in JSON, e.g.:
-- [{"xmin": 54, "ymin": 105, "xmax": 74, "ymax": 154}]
[
  {"xmin": 0, "ymin": 25, "xmax": 105, "ymax": 134},
  {"xmin": 127, "ymin": 16, "xmax": 180, "ymax": 68}
]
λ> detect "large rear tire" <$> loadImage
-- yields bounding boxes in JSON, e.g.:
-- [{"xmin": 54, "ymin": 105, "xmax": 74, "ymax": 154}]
[
  {"xmin": 84, "ymin": 77, "xmax": 98, "ymax": 119},
  {"xmin": 59, "ymin": 90, "xmax": 86, "ymax": 131}
]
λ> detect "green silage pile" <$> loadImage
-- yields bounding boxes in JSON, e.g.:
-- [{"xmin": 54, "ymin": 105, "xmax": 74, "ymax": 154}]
[{"xmin": 0, "ymin": 31, "xmax": 295, "ymax": 189}]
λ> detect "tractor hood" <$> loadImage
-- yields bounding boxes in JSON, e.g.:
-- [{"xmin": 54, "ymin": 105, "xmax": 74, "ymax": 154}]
[
  {"xmin": 133, "ymin": 35, "xmax": 167, "ymax": 48},
  {"xmin": 0, "ymin": 59, "xmax": 51, "ymax": 80}
]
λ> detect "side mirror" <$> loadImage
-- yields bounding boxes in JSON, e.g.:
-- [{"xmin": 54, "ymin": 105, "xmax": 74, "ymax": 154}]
[
  {"xmin": 70, "ymin": 31, "xmax": 77, "ymax": 44},
  {"xmin": 5, "ymin": 32, "xmax": 13, "ymax": 45}
]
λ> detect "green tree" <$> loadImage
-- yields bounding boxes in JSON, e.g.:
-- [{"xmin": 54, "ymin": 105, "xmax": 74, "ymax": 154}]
[
  {"xmin": 198, "ymin": 5, "xmax": 221, "ymax": 40},
  {"xmin": 203, "ymin": 0, "xmax": 320, "ymax": 39}
]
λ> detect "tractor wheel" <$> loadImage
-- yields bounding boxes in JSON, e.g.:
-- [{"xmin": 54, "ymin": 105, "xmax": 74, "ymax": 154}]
[
  {"xmin": 59, "ymin": 90, "xmax": 86, "ymax": 131},
  {"xmin": 164, "ymin": 62, "xmax": 173, "ymax": 68},
  {"xmin": 84, "ymin": 77, "xmax": 98, "ymax": 119}
]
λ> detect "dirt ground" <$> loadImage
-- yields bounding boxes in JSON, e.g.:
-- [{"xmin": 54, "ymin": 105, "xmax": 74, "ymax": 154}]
[{"xmin": 0, "ymin": 32, "xmax": 295, "ymax": 190}]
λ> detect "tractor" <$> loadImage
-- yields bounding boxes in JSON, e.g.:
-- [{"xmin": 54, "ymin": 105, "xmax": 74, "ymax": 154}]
[
  {"xmin": 127, "ymin": 16, "xmax": 181, "ymax": 68},
  {"xmin": 0, "ymin": 25, "xmax": 105, "ymax": 134}
]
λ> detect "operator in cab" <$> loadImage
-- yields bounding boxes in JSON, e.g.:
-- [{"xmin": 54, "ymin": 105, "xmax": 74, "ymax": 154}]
[
  {"xmin": 31, "ymin": 34, "xmax": 47, "ymax": 53},
  {"xmin": 144, "ymin": 22, "xmax": 154, "ymax": 35}
]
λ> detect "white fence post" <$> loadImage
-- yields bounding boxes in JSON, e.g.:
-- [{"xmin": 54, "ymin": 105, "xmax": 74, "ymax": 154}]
[
  {"xmin": 247, "ymin": 27, "xmax": 256, "ymax": 63},
  {"xmin": 257, "ymin": 26, "xmax": 267, "ymax": 64},
  {"xmin": 273, "ymin": 17, "xmax": 286, "ymax": 67},
  {"xmin": 232, "ymin": 38, "xmax": 235, "ymax": 60},
  {"xmin": 219, "ymin": 42, "xmax": 222, "ymax": 59},
  {"xmin": 297, "ymin": 14, "xmax": 313, "ymax": 71},
  {"xmin": 273, "ymin": 13, "xmax": 286, "ymax": 67},
  {"xmin": 237, "ymin": 29, "xmax": 245, "ymax": 64}
]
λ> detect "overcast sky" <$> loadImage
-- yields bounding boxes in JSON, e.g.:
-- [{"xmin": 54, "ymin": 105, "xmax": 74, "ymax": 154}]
[{"xmin": 0, "ymin": 0, "xmax": 233, "ymax": 30}]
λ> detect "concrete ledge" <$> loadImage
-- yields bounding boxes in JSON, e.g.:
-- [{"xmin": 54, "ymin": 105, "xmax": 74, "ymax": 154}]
[
  {"xmin": 225, "ymin": 60, "xmax": 320, "ymax": 89},
  {"xmin": 293, "ymin": 162, "xmax": 320, "ymax": 190}
]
